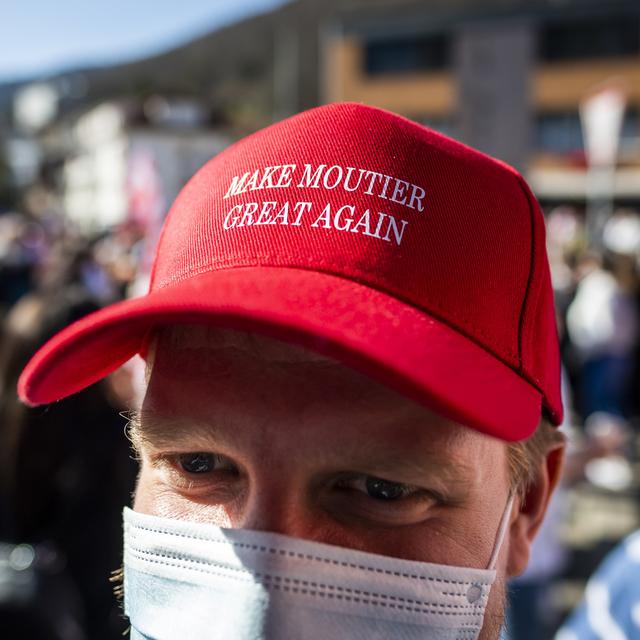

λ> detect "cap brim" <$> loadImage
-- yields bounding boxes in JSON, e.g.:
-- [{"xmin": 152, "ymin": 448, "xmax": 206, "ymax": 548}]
[{"xmin": 18, "ymin": 266, "xmax": 541, "ymax": 441}]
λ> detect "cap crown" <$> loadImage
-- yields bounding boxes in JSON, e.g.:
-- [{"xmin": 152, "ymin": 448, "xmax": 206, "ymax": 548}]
[{"xmin": 151, "ymin": 102, "xmax": 561, "ymax": 422}]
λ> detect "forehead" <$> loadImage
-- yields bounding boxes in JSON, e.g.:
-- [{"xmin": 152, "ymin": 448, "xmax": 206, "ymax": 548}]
[
  {"xmin": 148, "ymin": 324, "xmax": 425, "ymax": 416},
  {"xmin": 144, "ymin": 325, "xmax": 491, "ymax": 458}
]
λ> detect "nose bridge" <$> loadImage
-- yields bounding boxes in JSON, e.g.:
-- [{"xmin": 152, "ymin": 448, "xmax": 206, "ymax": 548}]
[{"xmin": 234, "ymin": 456, "xmax": 321, "ymax": 538}]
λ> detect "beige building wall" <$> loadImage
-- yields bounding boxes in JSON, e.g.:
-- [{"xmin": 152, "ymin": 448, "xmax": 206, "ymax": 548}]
[
  {"xmin": 324, "ymin": 36, "xmax": 455, "ymax": 117},
  {"xmin": 324, "ymin": 32, "xmax": 640, "ymax": 197},
  {"xmin": 326, "ymin": 35, "xmax": 640, "ymax": 116},
  {"xmin": 533, "ymin": 59, "xmax": 640, "ymax": 110}
]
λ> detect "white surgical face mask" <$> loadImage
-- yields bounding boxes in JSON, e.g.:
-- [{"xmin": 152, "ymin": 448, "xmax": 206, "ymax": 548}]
[{"xmin": 123, "ymin": 495, "xmax": 514, "ymax": 640}]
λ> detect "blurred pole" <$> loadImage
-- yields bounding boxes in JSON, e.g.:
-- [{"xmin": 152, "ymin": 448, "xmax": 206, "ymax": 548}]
[
  {"xmin": 455, "ymin": 21, "xmax": 534, "ymax": 172},
  {"xmin": 273, "ymin": 24, "xmax": 299, "ymax": 121},
  {"xmin": 580, "ymin": 86, "xmax": 626, "ymax": 249}
]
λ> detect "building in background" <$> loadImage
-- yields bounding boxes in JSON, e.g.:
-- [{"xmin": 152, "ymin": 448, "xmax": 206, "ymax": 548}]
[
  {"xmin": 3, "ymin": 93, "xmax": 230, "ymax": 231},
  {"xmin": 323, "ymin": 0, "xmax": 640, "ymax": 205},
  {"xmin": 62, "ymin": 98, "xmax": 229, "ymax": 232},
  {"xmin": 2, "ymin": 0, "xmax": 639, "ymax": 220}
]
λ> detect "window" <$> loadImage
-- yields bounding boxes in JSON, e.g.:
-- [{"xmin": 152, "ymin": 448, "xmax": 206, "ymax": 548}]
[
  {"xmin": 539, "ymin": 15, "xmax": 640, "ymax": 62},
  {"xmin": 535, "ymin": 113, "xmax": 583, "ymax": 154},
  {"xmin": 363, "ymin": 34, "xmax": 450, "ymax": 75},
  {"xmin": 535, "ymin": 109, "xmax": 640, "ymax": 157},
  {"xmin": 620, "ymin": 109, "xmax": 640, "ymax": 157}
]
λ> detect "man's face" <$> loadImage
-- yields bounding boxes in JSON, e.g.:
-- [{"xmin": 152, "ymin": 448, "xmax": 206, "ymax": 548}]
[{"xmin": 132, "ymin": 327, "xmax": 519, "ymax": 639}]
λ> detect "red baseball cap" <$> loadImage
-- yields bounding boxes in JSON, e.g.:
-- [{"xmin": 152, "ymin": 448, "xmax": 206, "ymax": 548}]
[{"xmin": 18, "ymin": 102, "xmax": 563, "ymax": 442}]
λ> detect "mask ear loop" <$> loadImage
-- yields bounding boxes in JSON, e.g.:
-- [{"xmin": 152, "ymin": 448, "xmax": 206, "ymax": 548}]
[{"xmin": 486, "ymin": 492, "xmax": 515, "ymax": 571}]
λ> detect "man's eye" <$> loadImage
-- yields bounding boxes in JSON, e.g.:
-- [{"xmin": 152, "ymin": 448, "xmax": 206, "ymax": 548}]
[
  {"xmin": 336, "ymin": 474, "xmax": 418, "ymax": 501},
  {"xmin": 365, "ymin": 476, "xmax": 409, "ymax": 501},
  {"xmin": 176, "ymin": 453, "xmax": 236, "ymax": 475},
  {"xmin": 178, "ymin": 453, "xmax": 214, "ymax": 474}
]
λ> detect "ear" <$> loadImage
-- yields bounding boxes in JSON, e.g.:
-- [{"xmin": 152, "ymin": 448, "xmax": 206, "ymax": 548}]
[{"xmin": 506, "ymin": 440, "xmax": 565, "ymax": 577}]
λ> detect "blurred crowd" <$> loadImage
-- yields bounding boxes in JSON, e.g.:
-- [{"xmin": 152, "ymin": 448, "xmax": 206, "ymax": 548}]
[
  {"xmin": 508, "ymin": 205, "xmax": 640, "ymax": 640},
  {"xmin": 0, "ymin": 211, "xmax": 143, "ymax": 639},
  {"xmin": 550, "ymin": 206, "xmax": 640, "ymax": 423},
  {"xmin": 0, "ymin": 202, "xmax": 638, "ymax": 640}
]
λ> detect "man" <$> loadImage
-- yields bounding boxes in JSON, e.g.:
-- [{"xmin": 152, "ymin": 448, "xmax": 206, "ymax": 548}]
[{"xmin": 18, "ymin": 102, "xmax": 565, "ymax": 639}]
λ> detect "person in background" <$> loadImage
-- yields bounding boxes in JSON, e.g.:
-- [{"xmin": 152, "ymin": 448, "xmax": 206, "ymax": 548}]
[
  {"xmin": 566, "ymin": 248, "xmax": 638, "ymax": 420},
  {"xmin": 555, "ymin": 529, "xmax": 640, "ymax": 640},
  {"xmin": 0, "ymin": 288, "xmax": 137, "ymax": 640}
]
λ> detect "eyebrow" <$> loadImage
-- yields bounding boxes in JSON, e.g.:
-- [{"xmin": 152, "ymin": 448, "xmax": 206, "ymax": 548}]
[
  {"xmin": 127, "ymin": 408, "xmax": 227, "ymax": 452},
  {"xmin": 128, "ymin": 408, "xmax": 474, "ymax": 488}
]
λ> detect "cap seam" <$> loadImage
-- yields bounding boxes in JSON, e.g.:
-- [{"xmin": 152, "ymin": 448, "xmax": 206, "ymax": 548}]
[
  {"xmin": 514, "ymin": 175, "xmax": 536, "ymax": 372},
  {"xmin": 511, "ymin": 175, "xmax": 549, "ymax": 397}
]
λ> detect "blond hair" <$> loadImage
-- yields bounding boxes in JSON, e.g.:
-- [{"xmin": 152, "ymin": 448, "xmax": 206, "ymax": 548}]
[{"xmin": 506, "ymin": 417, "xmax": 565, "ymax": 501}]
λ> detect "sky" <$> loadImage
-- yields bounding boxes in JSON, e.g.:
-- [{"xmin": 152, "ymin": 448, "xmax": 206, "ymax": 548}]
[{"xmin": 1, "ymin": 0, "xmax": 290, "ymax": 83}]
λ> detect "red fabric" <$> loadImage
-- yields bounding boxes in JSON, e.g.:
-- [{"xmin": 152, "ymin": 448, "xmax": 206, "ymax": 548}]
[{"xmin": 18, "ymin": 102, "xmax": 563, "ymax": 440}]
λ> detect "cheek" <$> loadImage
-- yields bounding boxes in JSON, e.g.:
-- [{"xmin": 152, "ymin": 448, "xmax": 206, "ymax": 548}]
[
  {"xmin": 132, "ymin": 461, "xmax": 235, "ymax": 526},
  {"xmin": 398, "ymin": 502, "xmax": 504, "ymax": 568},
  {"xmin": 402, "ymin": 461, "xmax": 512, "ymax": 568}
]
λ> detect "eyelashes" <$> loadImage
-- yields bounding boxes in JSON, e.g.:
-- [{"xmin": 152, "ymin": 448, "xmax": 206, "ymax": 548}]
[
  {"xmin": 333, "ymin": 474, "xmax": 423, "ymax": 502},
  {"xmin": 164, "ymin": 452, "xmax": 424, "ymax": 502},
  {"xmin": 176, "ymin": 452, "xmax": 238, "ymax": 475}
]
